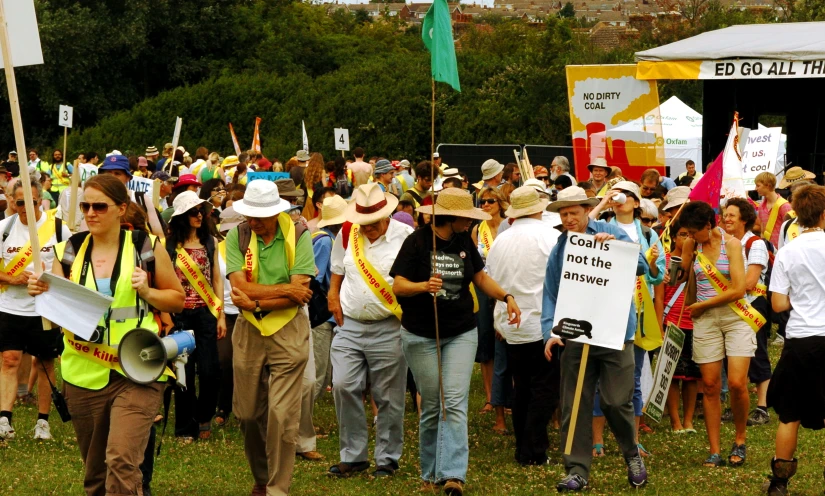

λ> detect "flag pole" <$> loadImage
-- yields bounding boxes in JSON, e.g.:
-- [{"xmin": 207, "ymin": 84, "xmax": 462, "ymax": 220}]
[{"xmin": 431, "ymin": 77, "xmax": 446, "ymax": 421}]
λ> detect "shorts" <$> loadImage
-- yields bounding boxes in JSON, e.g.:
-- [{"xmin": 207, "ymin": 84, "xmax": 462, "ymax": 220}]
[
  {"xmin": 0, "ymin": 311, "xmax": 64, "ymax": 359},
  {"xmin": 692, "ymin": 305, "xmax": 756, "ymax": 364},
  {"xmin": 673, "ymin": 329, "xmax": 701, "ymax": 381},
  {"xmin": 768, "ymin": 335, "xmax": 825, "ymax": 430}
]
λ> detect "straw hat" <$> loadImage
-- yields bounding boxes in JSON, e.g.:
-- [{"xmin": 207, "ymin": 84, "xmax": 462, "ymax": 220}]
[
  {"xmin": 546, "ymin": 186, "xmax": 600, "ymax": 213},
  {"xmin": 233, "ymin": 180, "xmax": 292, "ymax": 218},
  {"xmin": 416, "ymin": 188, "xmax": 491, "ymax": 221},
  {"xmin": 662, "ymin": 186, "xmax": 691, "ymax": 210},
  {"xmin": 221, "ymin": 155, "xmax": 240, "ymax": 168},
  {"xmin": 317, "ymin": 195, "xmax": 348, "ymax": 228},
  {"xmin": 171, "ymin": 191, "xmax": 209, "ymax": 218},
  {"xmin": 505, "ymin": 186, "xmax": 550, "ymax": 218},
  {"xmin": 346, "ymin": 183, "xmax": 399, "ymax": 225},
  {"xmin": 778, "ymin": 167, "xmax": 816, "ymax": 189},
  {"xmin": 587, "ymin": 157, "xmax": 611, "ymax": 173}
]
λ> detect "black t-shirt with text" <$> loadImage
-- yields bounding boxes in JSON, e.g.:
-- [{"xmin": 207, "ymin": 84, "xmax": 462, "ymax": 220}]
[{"xmin": 390, "ymin": 225, "xmax": 484, "ymax": 339}]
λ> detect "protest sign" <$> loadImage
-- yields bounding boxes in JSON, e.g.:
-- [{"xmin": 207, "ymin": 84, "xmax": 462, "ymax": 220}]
[
  {"xmin": 0, "ymin": 0, "xmax": 43, "ymax": 69},
  {"xmin": 552, "ymin": 233, "xmax": 639, "ymax": 351},
  {"xmin": 128, "ymin": 176, "xmax": 154, "ymax": 196},
  {"xmin": 59, "ymin": 105, "xmax": 73, "ymax": 128},
  {"xmin": 335, "ymin": 128, "xmax": 350, "ymax": 151},
  {"xmin": 741, "ymin": 127, "xmax": 782, "ymax": 190},
  {"xmin": 644, "ymin": 324, "xmax": 685, "ymax": 423},
  {"xmin": 566, "ymin": 64, "xmax": 663, "ymax": 182},
  {"xmin": 247, "ymin": 172, "xmax": 289, "ymax": 183}
]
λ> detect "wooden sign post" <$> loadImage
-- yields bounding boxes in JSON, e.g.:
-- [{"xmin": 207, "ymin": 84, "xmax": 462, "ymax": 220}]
[
  {"xmin": 59, "ymin": 105, "xmax": 80, "ymax": 230},
  {"xmin": 564, "ymin": 344, "xmax": 589, "ymax": 455}
]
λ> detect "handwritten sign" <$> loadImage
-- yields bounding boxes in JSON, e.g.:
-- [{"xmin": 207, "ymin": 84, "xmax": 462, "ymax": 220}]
[
  {"xmin": 552, "ymin": 233, "xmax": 639, "ymax": 350},
  {"xmin": 246, "ymin": 172, "xmax": 289, "ymax": 183},
  {"xmin": 741, "ymin": 127, "xmax": 782, "ymax": 190},
  {"xmin": 644, "ymin": 324, "xmax": 685, "ymax": 422},
  {"xmin": 127, "ymin": 176, "xmax": 154, "ymax": 196}
]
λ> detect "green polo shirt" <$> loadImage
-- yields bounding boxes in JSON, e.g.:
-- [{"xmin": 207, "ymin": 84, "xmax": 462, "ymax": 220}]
[{"xmin": 225, "ymin": 224, "xmax": 315, "ymax": 285}]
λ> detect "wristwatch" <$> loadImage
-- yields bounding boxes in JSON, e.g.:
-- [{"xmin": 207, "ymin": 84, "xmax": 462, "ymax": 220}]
[{"xmin": 254, "ymin": 300, "xmax": 261, "ymax": 313}]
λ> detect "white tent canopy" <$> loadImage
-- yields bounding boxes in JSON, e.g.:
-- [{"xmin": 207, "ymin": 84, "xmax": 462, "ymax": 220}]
[{"xmin": 604, "ymin": 96, "xmax": 703, "ymax": 179}]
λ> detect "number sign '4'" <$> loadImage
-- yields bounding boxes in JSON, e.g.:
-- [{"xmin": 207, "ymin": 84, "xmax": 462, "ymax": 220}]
[{"xmin": 334, "ymin": 128, "xmax": 349, "ymax": 151}]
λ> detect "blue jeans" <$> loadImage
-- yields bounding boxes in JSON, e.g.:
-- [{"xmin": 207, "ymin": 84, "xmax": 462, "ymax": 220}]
[{"xmin": 402, "ymin": 328, "xmax": 477, "ymax": 484}]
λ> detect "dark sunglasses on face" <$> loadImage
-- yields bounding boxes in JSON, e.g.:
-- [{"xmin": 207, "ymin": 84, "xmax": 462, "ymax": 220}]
[
  {"xmin": 536, "ymin": 176, "xmax": 549, "ymax": 181},
  {"xmin": 80, "ymin": 202, "xmax": 115, "ymax": 213},
  {"xmin": 15, "ymin": 199, "xmax": 39, "ymax": 208},
  {"xmin": 187, "ymin": 207, "xmax": 204, "ymax": 217},
  {"xmin": 479, "ymin": 199, "xmax": 497, "ymax": 205},
  {"xmin": 641, "ymin": 217, "xmax": 656, "ymax": 223}
]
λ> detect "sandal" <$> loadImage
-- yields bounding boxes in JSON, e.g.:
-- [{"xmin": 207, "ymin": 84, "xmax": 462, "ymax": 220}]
[
  {"xmin": 373, "ymin": 463, "xmax": 398, "ymax": 478},
  {"xmin": 198, "ymin": 423, "xmax": 211, "ymax": 440},
  {"xmin": 492, "ymin": 425, "xmax": 510, "ymax": 435},
  {"xmin": 592, "ymin": 444, "xmax": 605, "ymax": 457},
  {"xmin": 638, "ymin": 443, "xmax": 651, "ymax": 457},
  {"xmin": 703, "ymin": 453, "xmax": 724, "ymax": 467},
  {"xmin": 728, "ymin": 443, "xmax": 746, "ymax": 467},
  {"xmin": 683, "ymin": 428, "xmax": 697, "ymax": 434},
  {"xmin": 328, "ymin": 461, "xmax": 370, "ymax": 477},
  {"xmin": 153, "ymin": 414, "xmax": 164, "ymax": 424},
  {"xmin": 479, "ymin": 402, "xmax": 493, "ymax": 414}
]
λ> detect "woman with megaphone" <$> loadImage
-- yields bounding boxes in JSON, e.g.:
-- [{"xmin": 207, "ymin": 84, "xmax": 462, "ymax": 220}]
[
  {"xmin": 28, "ymin": 174, "xmax": 185, "ymax": 496},
  {"xmin": 164, "ymin": 190, "xmax": 226, "ymax": 441}
]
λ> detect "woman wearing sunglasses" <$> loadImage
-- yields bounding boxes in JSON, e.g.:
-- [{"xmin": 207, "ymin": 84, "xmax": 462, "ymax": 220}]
[
  {"xmin": 165, "ymin": 190, "xmax": 226, "ymax": 441},
  {"xmin": 28, "ymin": 174, "xmax": 184, "ymax": 495}
]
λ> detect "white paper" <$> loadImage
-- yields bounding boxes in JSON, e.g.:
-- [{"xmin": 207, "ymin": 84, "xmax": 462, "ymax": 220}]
[
  {"xmin": 34, "ymin": 272, "xmax": 113, "ymax": 340},
  {"xmin": 552, "ymin": 233, "xmax": 639, "ymax": 351},
  {"xmin": 742, "ymin": 127, "xmax": 782, "ymax": 190},
  {"xmin": 0, "ymin": 0, "xmax": 44, "ymax": 69}
]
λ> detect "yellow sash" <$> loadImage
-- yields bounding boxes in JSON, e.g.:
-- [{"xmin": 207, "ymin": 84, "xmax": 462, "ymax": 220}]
[
  {"xmin": 397, "ymin": 174, "xmax": 409, "ymax": 192},
  {"xmin": 748, "ymin": 282, "xmax": 768, "ymax": 299},
  {"xmin": 175, "ymin": 246, "xmax": 222, "ymax": 319},
  {"xmin": 763, "ymin": 197, "xmax": 789, "ymax": 241},
  {"xmin": 64, "ymin": 331, "xmax": 174, "ymax": 378},
  {"xmin": 242, "ymin": 213, "xmax": 298, "ymax": 336},
  {"xmin": 597, "ymin": 183, "xmax": 609, "ymax": 197},
  {"xmin": 349, "ymin": 224, "xmax": 403, "ymax": 320},
  {"xmin": 695, "ymin": 252, "xmax": 767, "ymax": 332},
  {"xmin": 634, "ymin": 276, "xmax": 663, "ymax": 351},
  {"xmin": 787, "ymin": 220, "xmax": 800, "ymax": 243},
  {"xmin": 1, "ymin": 212, "xmax": 58, "ymax": 291},
  {"xmin": 478, "ymin": 220, "xmax": 494, "ymax": 258}
]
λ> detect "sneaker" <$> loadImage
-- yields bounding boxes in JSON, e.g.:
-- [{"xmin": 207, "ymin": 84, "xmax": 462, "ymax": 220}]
[
  {"xmin": 721, "ymin": 408, "xmax": 734, "ymax": 422},
  {"xmin": 0, "ymin": 417, "xmax": 14, "ymax": 439},
  {"xmin": 625, "ymin": 451, "xmax": 648, "ymax": 488},
  {"xmin": 556, "ymin": 474, "xmax": 588, "ymax": 492},
  {"xmin": 747, "ymin": 408, "xmax": 770, "ymax": 426},
  {"xmin": 33, "ymin": 419, "xmax": 52, "ymax": 440}
]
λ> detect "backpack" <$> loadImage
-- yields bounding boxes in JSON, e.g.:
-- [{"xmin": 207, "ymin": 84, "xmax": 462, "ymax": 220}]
[
  {"xmin": 308, "ymin": 231, "xmax": 333, "ymax": 328},
  {"xmin": 3, "ymin": 213, "xmax": 63, "ymax": 244},
  {"xmin": 335, "ymin": 174, "xmax": 353, "ymax": 199},
  {"xmin": 744, "ymin": 235, "xmax": 777, "ymax": 327}
]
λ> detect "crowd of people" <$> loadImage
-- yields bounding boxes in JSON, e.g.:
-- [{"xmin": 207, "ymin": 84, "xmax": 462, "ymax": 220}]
[{"xmin": 0, "ymin": 143, "xmax": 819, "ymax": 496}]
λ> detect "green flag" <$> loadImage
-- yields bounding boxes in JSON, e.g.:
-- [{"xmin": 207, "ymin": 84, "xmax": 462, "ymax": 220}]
[{"xmin": 422, "ymin": 0, "xmax": 460, "ymax": 92}]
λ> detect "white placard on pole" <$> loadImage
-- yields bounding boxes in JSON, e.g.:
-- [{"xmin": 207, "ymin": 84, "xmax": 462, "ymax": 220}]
[
  {"xmin": 334, "ymin": 128, "xmax": 350, "ymax": 151},
  {"xmin": 59, "ymin": 104, "xmax": 73, "ymax": 128},
  {"xmin": 551, "ymin": 233, "xmax": 639, "ymax": 351},
  {"xmin": 0, "ymin": 0, "xmax": 43, "ymax": 69},
  {"xmin": 644, "ymin": 324, "xmax": 686, "ymax": 423},
  {"xmin": 127, "ymin": 176, "xmax": 154, "ymax": 197},
  {"xmin": 171, "ymin": 116, "xmax": 183, "ymax": 154},
  {"xmin": 741, "ymin": 127, "xmax": 782, "ymax": 190}
]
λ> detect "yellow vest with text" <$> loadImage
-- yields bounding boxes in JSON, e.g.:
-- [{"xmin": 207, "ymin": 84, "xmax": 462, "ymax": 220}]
[{"xmin": 56, "ymin": 231, "xmax": 161, "ymax": 390}]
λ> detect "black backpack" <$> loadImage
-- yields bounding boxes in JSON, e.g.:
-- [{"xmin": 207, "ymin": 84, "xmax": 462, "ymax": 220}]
[
  {"xmin": 307, "ymin": 232, "xmax": 333, "ymax": 328},
  {"xmin": 335, "ymin": 175, "xmax": 353, "ymax": 199}
]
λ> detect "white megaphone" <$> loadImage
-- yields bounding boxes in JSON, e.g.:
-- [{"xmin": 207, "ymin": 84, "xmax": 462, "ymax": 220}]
[{"xmin": 118, "ymin": 328, "xmax": 196, "ymax": 389}]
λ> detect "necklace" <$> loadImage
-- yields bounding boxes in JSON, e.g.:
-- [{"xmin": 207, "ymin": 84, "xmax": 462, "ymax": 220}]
[
  {"xmin": 433, "ymin": 226, "xmax": 453, "ymax": 241},
  {"xmin": 803, "ymin": 227, "xmax": 823, "ymax": 234}
]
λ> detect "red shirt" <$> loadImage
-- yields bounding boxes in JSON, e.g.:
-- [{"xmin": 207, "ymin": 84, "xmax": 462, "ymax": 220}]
[{"xmin": 663, "ymin": 253, "xmax": 693, "ymax": 330}]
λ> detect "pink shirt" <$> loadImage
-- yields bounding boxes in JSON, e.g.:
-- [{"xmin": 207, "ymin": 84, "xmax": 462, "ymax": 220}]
[{"xmin": 757, "ymin": 197, "xmax": 793, "ymax": 247}]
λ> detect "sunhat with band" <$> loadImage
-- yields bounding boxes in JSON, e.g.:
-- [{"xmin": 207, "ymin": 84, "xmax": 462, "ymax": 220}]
[
  {"xmin": 778, "ymin": 167, "xmax": 816, "ymax": 189},
  {"xmin": 171, "ymin": 191, "xmax": 210, "ymax": 218},
  {"xmin": 661, "ymin": 186, "xmax": 691, "ymax": 211},
  {"xmin": 505, "ymin": 186, "xmax": 550, "ymax": 218},
  {"xmin": 547, "ymin": 186, "xmax": 600, "ymax": 213},
  {"xmin": 587, "ymin": 157, "xmax": 612, "ymax": 173},
  {"xmin": 346, "ymin": 183, "xmax": 399, "ymax": 225},
  {"xmin": 317, "ymin": 195, "xmax": 348, "ymax": 228},
  {"xmin": 233, "ymin": 179, "xmax": 292, "ymax": 218},
  {"xmin": 416, "ymin": 188, "xmax": 491, "ymax": 221}
]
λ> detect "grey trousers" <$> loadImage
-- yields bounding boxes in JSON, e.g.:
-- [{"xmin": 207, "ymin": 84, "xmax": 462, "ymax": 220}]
[
  {"xmin": 297, "ymin": 331, "xmax": 317, "ymax": 453},
  {"xmin": 312, "ymin": 321, "xmax": 334, "ymax": 402},
  {"xmin": 331, "ymin": 316, "xmax": 407, "ymax": 466},
  {"xmin": 560, "ymin": 340, "xmax": 637, "ymax": 480}
]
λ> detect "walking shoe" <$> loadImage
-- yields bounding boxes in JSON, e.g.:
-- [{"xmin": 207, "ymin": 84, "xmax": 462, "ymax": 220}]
[
  {"xmin": 747, "ymin": 408, "xmax": 770, "ymax": 426},
  {"xmin": 443, "ymin": 479, "xmax": 464, "ymax": 495},
  {"xmin": 625, "ymin": 450, "xmax": 648, "ymax": 488},
  {"xmin": 250, "ymin": 483, "xmax": 266, "ymax": 496},
  {"xmin": 297, "ymin": 451, "xmax": 325, "ymax": 461},
  {"xmin": 0, "ymin": 417, "xmax": 15, "ymax": 440},
  {"xmin": 556, "ymin": 474, "xmax": 588, "ymax": 492},
  {"xmin": 33, "ymin": 419, "xmax": 51, "ymax": 440},
  {"xmin": 721, "ymin": 408, "xmax": 734, "ymax": 422}
]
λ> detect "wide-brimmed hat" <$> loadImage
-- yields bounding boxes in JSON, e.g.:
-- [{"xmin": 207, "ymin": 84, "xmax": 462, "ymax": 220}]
[
  {"xmin": 274, "ymin": 178, "xmax": 304, "ymax": 198},
  {"xmin": 587, "ymin": 157, "xmax": 611, "ymax": 173},
  {"xmin": 138, "ymin": 156, "xmax": 148, "ymax": 168},
  {"xmin": 397, "ymin": 159, "xmax": 411, "ymax": 169},
  {"xmin": 296, "ymin": 150, "xmax": 311, "ymax": 162},
  {"xmin": 416, "ymin": 188, "xmax": 491, "ymax": 221},
  {"xmin": 145, "ymin": 146, "xmax": 159, "ymax": 156},
  {"xmin": 171, "ymin": 191, "xmax": 209, "ymax": 218},
  {"xmin": 374, "ymin": 159, "xmax": 394, "ymax": 175},
  {"xmin": 506, "ymin": 186, "xmax": 550, "ymax": 218},
  {"xmin": 610, "ymin": 180, "xmax": 641, "ymax": 200},
  {"xmin": 172, "ymin": 174, "xmax": 201, "ymax": 190},
  {"xmin": 662, "ymin": 186, "xmax": 691, "ymax": 210},
  {"xmin": 233, "ymin": 180, "xmax": 292, "ymax": 218},
  {"xmin": 99, "ymin": 154, "xmax": 132, "ymax": 178},
  {"xmin": 546, "ymin": 186, "xmax": 600, "ymax": 213},
  {"xmin": 221, "ymin": 155, "xmax": 239, "ymax": 168},
  {"xmin": 778, "ymin": 167, "xmax": 816, "ymax": 189},
  {"xmin": 219, "ymin": 206, "xmax": 245, "ymax": 232},
  {"xmin": 481, "ymin": 159, "xmax": 504, "ymax": 181},
  {"xmin": 523, "ymin": 178, "xmax": 549, "ymax": 194},
  {"xmin": 317, "ymin": 195, "xmax": 348, "ymax": 228},
  {"xmin": 346, "ymin": 183, "xmax": 399, "ymax": 225}
]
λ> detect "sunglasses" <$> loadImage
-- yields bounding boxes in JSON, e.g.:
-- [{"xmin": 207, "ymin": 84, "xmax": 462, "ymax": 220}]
[
  {"xmin": 641, "ymin": 217, "xmax": 656, "ymax": 223},
  {"xmin": 15, "ymin": 199, "xmax": 39, "ymax": 208},
  {"xmin": 479, "ymin": 199, "xmax": 497, "ymax": 205},
  {"xmin": 80, "ymin": 202, "xmax": 115, "ymax": 213},
  {"xmin": 187, "ymin": 207, "xmax": 204, "ymax": 217}
]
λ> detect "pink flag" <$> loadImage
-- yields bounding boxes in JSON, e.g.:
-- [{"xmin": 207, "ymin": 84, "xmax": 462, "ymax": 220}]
[
  {"xmin": 229, "ymin": 123, "xmax": 241, "ymax": 156},
  {"xmin": 688, "ymin": 151, "xmax": 724, "ymax": 209}
]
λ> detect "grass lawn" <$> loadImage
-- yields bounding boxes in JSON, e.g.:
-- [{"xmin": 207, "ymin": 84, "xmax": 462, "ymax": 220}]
[{"xmin": 2, "ymin": 343, "xmax": 824, "ymax": 495}]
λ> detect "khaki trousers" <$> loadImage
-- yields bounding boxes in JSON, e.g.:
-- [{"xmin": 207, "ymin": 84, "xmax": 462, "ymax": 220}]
[
  {"xmin": 296, "ymin": 331, "xmax": 317, "ymax": 453},
  {"xmin": 233, "ymin": 311, "xmax": 309, "ymax": 496},
  {"xmin": 65, "ymin": 372, "xmax": 164, "ymax": 496}
]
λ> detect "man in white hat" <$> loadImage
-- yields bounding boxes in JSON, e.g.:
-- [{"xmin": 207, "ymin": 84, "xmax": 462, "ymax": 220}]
[
  {"xmin": 587, "ymin": 158, "xmax": 612, "ymax": 197},
  {"xmin": 226, "ymin": 180, "xmax": 316, "ymax": 496},
  {"xmin": 480, "ymin": 159, "xmax": 504, "ymax": 191},
  {"xmin": 327, "ymin": 183, "xmax": 413, "ymax": 478},
  {"xmin": 541, "ymin": 186, "xmax": 650, "ymax": 492},
  {"xmin": 393, "ymin": 160, "xmax": 414, "ymax": 194},
  {"xmin": 487, "ymin": 186, "xmax": 560, "ymax": 466}
]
